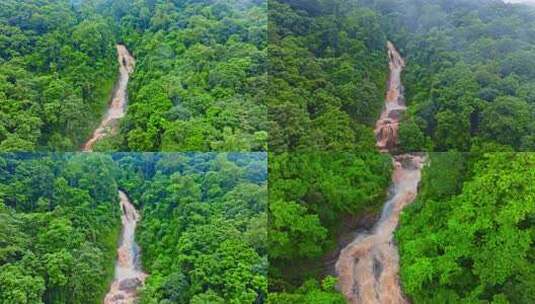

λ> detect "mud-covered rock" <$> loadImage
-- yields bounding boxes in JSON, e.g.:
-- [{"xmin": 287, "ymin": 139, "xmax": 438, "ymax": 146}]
[
  {"xmin": 119, "ymin": 278, "xmax": 142, "ymax": 291},
  {"xmin": 388, "ymin": 109, "xmax": 403, "ymax": 120}
]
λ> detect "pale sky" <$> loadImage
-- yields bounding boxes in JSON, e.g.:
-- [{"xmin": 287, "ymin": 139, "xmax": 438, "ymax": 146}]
[{"xmin": 503, "ymin": 0, "xmax": 535, "ymax": 4}]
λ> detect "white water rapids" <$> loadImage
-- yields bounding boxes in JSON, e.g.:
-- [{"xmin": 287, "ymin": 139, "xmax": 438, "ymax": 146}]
[
  {"xmin": 375, "ymin": 41, "xmax": 406, "ymax": 153},
  {"xmin": 104, "ymin": 191, "xmax": 147, "ymax": 304},
  {"xmin": 83, "ymin": 44, "xmax": 134, "ymax": 151},
  {"xmin": 78, "ymin": 45, "xmax": 142, "ymax": 303},
  {"xmin": 335, "ymin": 42, "xmax": 425, "ymax": 304}
]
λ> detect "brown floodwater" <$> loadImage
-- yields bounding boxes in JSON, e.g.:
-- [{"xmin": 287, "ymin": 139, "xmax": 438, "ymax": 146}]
[
  {"xmin": 336, "ymin": 42, "xmax": 425, "ymax": 304},
  {"xmin": 83, "ymin": 45, "xmax": 134, "ymax": 151},
  {"xmin": 375, "ymin": 41, "xmax": 406, "ymax": 153},
  {"xmin": 104, "ymin": 191, "xmax": 147, "ymax": 304}
]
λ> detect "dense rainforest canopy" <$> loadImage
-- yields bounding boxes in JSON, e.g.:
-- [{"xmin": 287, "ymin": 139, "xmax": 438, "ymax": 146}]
[
  {"xmin": 268, "ymin": 0, "xmax": 389, "ymax": 152},
  {"xmin": 363, "ymin": 0, "xmax": 535, "ymax": 152},
  {"xmin": 397, "ymin": 153, "xmax": 535, "ymax": 303},
  {"xmin": 2, "ymin": 0, "xmax": 534, "ymax": 153},
  {"xmin": 0, "ymin": 0, "xmax": 117, "ymax": 151},
  {"xmin": 269, "ymin": 0, "xmax": 535, "ymax": 152},
  {"xmin": 0, "ymin": 0, "xmax": 267, "ymax": 152},
  {"xmin": 0, "ymin": 153, "xmax": 267, "ymax": 303},
  {"xmin": 268, "ymin": 152, "xmax": 391, "ymax": 301},
  {"xmin": 91, "ymin": 0, "xmax": 267, "ymax": 152},
  {"xmin": 3, "ymin": 1, "xmax": 535, "ymax": 304},
  {"xmin": 119, "ymin": 153, "xmax": 268, "ymax": 303},
  {"xmin": 0, "ymin": 154, "xmax": 121, "ymax": 303}
]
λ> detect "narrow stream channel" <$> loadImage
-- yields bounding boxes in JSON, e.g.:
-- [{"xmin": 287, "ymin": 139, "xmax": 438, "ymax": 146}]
[
  {"xmin": 83, "ymin": 44, "xmax": 134, "ymax": 151},
  {"xmin": 79, "ymin": 44, "xmax": 144, "ymax": 303},
  {"xmin": 104, "ymin": 191, "xmax": 147, "ymax": 304},
  {"xmin": 335, "ymin": 42, "xmax": 425, "ymax": 304}
]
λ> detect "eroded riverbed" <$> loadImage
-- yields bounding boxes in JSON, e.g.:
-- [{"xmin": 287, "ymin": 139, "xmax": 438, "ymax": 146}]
[
  {"xmin": 336, "ymin": 42, "xmax": 425, "ymax": 304},
  {"xmin": 104, "ymin": 191, "xmax": 147, "ymax": 304},
  {"xmin": 83, "ymin": 45, "xmax": 134, "ymax": 151}
]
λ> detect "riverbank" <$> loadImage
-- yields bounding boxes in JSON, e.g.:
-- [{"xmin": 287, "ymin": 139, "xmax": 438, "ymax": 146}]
[
  {"xmin": 335, "ymin": 42, "xmax": 426, "ymax": 304},
  {"xmin": 104, "ymin": 190, "xmax": 146, "ymax": 304},
  {"xmin": 83, "ymin": 45, "xmax": 135, "ymax": 151}
]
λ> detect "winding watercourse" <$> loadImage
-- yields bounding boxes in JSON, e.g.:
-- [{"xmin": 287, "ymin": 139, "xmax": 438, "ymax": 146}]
[
  {"xmin": 83, "ymin": 44, "xmax": 134, "ymax": 151},
  {"xmin": 335, "ymin": 42, "xmax": 426, "ymax": 304},
  {"xmin": 80, "ymin": 44, "xmax": 145, "ymax": 303},
  {"xmin": 104, "ymin": 191, "xmax": 147, "ymax": 304}
]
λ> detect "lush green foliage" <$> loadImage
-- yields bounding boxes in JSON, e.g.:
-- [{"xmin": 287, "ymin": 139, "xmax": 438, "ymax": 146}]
[
  {"xmin": 0, "ymin": 153, "xmax": 267, "ymax": 304},
  {"xmin": 367, "ymin": 0, "xmax": 535, "ymax": 151},
  {"xmin": 0, "ymin": 0, "xmax": 118, "ymax": 151},
  {"xmin": 93, "ymin": 0, "xmax": 267, "ymax": 152},
  {"xmin": 0, "ymin": 154, "xmax": 121, "ymax": 303},
  {"xmin": 267, "ymin": 277, "xmax": 346, "ymax": 304},
  {"xmin": 397, "ymin": 153, "xmax": 535, "ymax": 303},
  {"xmin": 1, "ymin": 0, "xmax": 267, "ymax": 152},
  {"xmin": 113, "ymin": 153, "xmax": 268, "ymax": 303},
  {"xmin": 269, "ymin": 0, "xmax": 388, "ymax": 152},
  {"xmin": 269, "ymin": 152, "xmax": 391, "ymax": 295}
]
